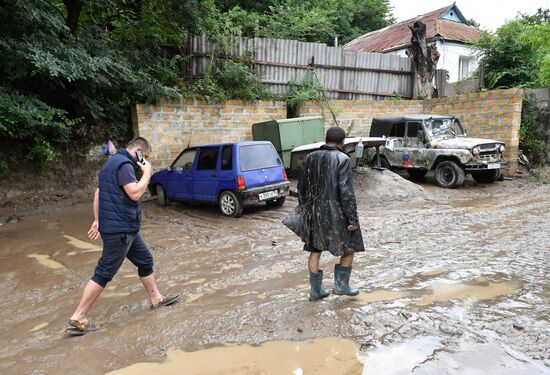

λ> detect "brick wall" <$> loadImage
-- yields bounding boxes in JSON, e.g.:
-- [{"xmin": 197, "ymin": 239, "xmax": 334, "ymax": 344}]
[
  {"xmin": 300, "ymin": 88, "xmax": 523, "ymax": 172},
  {"xmin": 132, "ymin": 99, "xmax": 287, "ymax": 169},
  {"xmin": 133, "ymin": 89, "xmax": 523, "ymax": 172}
]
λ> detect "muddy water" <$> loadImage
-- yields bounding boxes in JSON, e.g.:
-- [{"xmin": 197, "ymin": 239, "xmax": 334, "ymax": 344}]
[
  {"xmin": 108, "ymin": 337, "xmax": 362, "ymax": 375},
  {"xmin": 0, "ymin": 177, "xmax": 549, "ymax": 374}
]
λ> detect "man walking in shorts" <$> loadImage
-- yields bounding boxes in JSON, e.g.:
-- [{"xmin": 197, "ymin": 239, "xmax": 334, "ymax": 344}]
[{"xmin": 67, "ymin": 137, "xmax": 178, "ymax": 334}]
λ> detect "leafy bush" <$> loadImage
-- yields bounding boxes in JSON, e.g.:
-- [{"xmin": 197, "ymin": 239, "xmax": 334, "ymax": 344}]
[
  {"xmin": 476, "ymin": 9, "xmax": 550, "ymax": 89},
  {"xmin": 520, "ymin": 94, "xmax": 550, "ymax": 167},
  {"xmin": 191, "ymin": 57, "xmax": 268, "ymax": 101},
  {"xmin": 286, "ymin": 70, "xmax": 326, "ymax": 111}
]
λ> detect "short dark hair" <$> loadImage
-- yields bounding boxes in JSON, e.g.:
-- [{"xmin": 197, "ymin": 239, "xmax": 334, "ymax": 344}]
[
  {"xmin": 325, "ymin": 127, "xmax": 346, "ymax": 144},
  {"xmin": 127, "ymin": 137, "xmax": 151, "ymax": 152}
]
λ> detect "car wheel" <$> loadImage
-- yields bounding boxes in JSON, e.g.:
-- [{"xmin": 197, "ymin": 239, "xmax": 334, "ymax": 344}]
[
  {"xmin": 156, "ymin": 185, "xmax": 167, "ymax": 206},
  {"xmin": 219, "ymin": 191, "xmax": 243, "ymax": 218},
  {"xmin": 266, "ymin": 196, "xmax": 286, "ymax": 207},
  {"xmin": 472, "ymin": 169, "xmax": 499, "ymax": 184},
  {"xmin": 435, "ymin": 160, "xmax": 465, "ymax": 188},
  {"xmin": 407, "ymin": 169, "xmax": 428, "ymax": 179},
  {"xmin": 373, "ymin": 156, "xmax": 391, "ymax": 169}
]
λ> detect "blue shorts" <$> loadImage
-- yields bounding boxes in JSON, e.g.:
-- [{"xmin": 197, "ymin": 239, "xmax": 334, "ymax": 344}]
[{"xmin": 91, "ymin": 232, "xmax": 154, "ymax": 287}]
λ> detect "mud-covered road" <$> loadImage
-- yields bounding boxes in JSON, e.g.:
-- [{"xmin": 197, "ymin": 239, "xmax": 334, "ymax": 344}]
[{"xmin": 0, "ymin": 171, "xmax": 549, "ymax": 374}]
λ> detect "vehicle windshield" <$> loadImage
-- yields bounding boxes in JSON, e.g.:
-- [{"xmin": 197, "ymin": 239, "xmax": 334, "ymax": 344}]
[
  {"xmin": 424, "ymin": 118, "xmax": 465, "ymax": 139},
  {"xmin": 239, "ymin": 144, "xmax": 281, "ymax": 171}
]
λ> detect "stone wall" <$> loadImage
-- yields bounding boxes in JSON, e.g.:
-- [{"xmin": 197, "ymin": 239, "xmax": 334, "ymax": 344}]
[
  {"xmin": 300, "ymin": 88, "xmax": 523, "ymax": 172},
  {"xmin": 133, "ymin": 89, "xmax": 523, "ymax": 172},
  {"xmin": 132, "ymin": 99, "xmax": 287, "ymax": 169}
]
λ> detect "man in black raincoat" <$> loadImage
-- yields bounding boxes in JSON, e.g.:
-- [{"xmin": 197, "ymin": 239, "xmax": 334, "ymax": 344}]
[{"xmin": 298, "ymin": 127, "xmax": 365, "ymax": 301}]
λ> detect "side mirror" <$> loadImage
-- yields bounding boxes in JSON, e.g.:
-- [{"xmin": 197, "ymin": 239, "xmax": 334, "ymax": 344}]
[
  {"xmin": 166, "ymin": 166, "xmax": 172, "ymax": 172},
  {"xmin": 173, "ymin": 166, "xmax": 184, "ymax": 173}
]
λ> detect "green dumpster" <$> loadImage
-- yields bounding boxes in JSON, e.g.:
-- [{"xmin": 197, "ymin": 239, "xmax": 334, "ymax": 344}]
[{"xmin": 252, "ymin": 116, "xmax": 325, "ymax": 169}]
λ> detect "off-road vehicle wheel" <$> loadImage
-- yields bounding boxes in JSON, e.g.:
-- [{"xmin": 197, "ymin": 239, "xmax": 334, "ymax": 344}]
[
  {"xmin": 219, "ymin": 191, "xmax": 243, "ymax": 218},
  {"xmin": 407, "ymin": 169, "xmax": 428, "ymax": 179},
  {"xmin": 266, "ymin": 196, "xmax": 286, "ymax": 207},
  {"xmin": 472, "ymin": 169, "xmax": 499, "ymax": 184},
  {"xmin": 156, "ymin": 185, "xmax": 167, "ymax": 206},
  {"xmin": 435, "ymin": 161, "xmax": 465, "ymax": 188}
]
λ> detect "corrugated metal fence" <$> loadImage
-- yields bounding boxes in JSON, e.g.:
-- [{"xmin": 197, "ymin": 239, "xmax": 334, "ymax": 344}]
[{"xmin": 187, "ymin": 35, "xmax": 414, "ymax": 100}]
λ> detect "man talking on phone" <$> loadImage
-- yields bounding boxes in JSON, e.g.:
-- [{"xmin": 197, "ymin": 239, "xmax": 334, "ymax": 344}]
[{"xmin": 67, "ymin": 137, "xmax": 179, "ymax": 335}]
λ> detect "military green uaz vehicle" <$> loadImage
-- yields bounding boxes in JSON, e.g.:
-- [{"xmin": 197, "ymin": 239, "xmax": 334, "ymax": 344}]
[{"xmin": 368, "ymin": 115, "xmax": 506, "ymax": 188}]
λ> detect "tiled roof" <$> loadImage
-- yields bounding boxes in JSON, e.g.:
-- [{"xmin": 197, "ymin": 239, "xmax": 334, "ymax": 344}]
[{"xmin": 345, "ymin": 5, "xmax": 481, "ymax": 52}]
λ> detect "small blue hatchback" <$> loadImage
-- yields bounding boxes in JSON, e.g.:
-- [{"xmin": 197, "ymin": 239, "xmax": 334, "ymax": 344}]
[{"xmin": 149, "ymin": 141, "xmax": 290, "ymax": 217}]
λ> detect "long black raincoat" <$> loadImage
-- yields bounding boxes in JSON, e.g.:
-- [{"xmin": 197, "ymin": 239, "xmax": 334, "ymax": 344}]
[{"xmin": 294, "ymin": 144, "xmax": 365, "ymax": 256}]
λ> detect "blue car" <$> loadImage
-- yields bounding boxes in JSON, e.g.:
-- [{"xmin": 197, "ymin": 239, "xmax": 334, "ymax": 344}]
[{"xmin": 149, "ymin": 141, "xmax": 290, "ymax": 217}]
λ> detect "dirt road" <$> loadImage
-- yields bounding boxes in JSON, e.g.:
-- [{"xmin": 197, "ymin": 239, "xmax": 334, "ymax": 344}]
[{"xmin": 0, "ymin": 172, "xmax": 548, "ymax": 374}]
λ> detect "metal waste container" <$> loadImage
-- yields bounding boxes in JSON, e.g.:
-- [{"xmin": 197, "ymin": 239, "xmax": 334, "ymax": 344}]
[{"xmin": 252, "ymin": 116, "xmax": 325, "ymax": 168}]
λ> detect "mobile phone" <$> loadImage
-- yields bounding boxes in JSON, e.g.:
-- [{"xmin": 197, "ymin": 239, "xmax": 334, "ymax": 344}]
[{"xmin": 136, "ymin": 150, "xmax": 144, "ymax": 164}]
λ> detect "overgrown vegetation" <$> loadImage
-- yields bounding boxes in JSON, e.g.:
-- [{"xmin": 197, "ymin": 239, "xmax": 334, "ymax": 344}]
[
  {"xmin": 0, "ymin": 0, "xmax": 394, "ymax": 172},
  {"xmin": 475, "ymin": 9, "xmax": 550, "ymax": 89},
  {"xmin": 520, "ymin": 94, "xmax": 550, "ymax": 167},
  {"xmin": 286, "ymin": 70, "xmax": 326, "ymax": 114}
]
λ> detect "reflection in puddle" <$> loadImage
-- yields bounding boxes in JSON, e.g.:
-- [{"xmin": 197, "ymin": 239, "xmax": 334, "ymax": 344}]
[
  {"xmin": 104, "ymin": 292, "xmax": 131, "ymax": 298},
  {"xmin": 64, "ymin": 235, "xmax": 101, "ymax": 252},
  {"xmin": 362, "ymin": 336, "xmax": 443, "ymax": 373},
  {"xmin": 353, "ymin": 290, "xmax": 412, "ymax": 304},
  {"xmin": 416, "ymin": 279, "xmax": 521, "ymax": 306},
  {"xmin": 27, "ymin": 254, "xmax": 65, "ymax": 270},
  {"xmin": 107, "ymin": 337, "xmax": 362, "ymax": 375},
  {"xmin": 28, "ymin": 322, "xmax": 48, "ymax": 332}
]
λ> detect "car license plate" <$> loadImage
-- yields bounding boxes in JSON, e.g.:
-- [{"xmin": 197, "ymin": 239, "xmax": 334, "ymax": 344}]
[
  {"xmin": 487, "ymin": 163, "xmax": 500, "ymax": 169},
  {"xmin": 259, "ymin": 191, "xmax": 278, "ymax": 201}
]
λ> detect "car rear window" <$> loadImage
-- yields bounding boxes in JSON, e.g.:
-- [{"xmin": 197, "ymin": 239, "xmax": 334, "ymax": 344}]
[{"xmin": 239, "ymin": 144, "xmax": 281, "ymax": 171}]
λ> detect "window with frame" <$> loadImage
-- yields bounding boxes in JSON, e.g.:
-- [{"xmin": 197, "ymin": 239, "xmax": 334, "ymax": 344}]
[
  {"xmin": 390, "ymin": 122, "xmax": 405, "ymax": 137},
  {"xmin": 459, "ymin": 56, "xmax": 472, "ymax": 80},
  {"xmin": 172, "ymin": 149, "xmax": 197, "ymax": 171},
  {"xmin": 197, "ymin": 147, "xmax": 219, "ymax": 170},
  {"xmin": 406, "ymin": 122, "xmax": 422, "ymax": 138},
  {"xmin": 221, "ymin": 145, "xmax": 233, "ymax": 171}
]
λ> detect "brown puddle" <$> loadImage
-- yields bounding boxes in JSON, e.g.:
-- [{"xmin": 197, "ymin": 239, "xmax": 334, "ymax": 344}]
[
  {"xmin": 107, "ymin": 337, "xmax": 362, "ymax": 375},
  {"xmin": 416, "ymin": 279, "xmax": 521, "ymax": 306},
  {"xmin": 28, "ymin": 322, "xmax": 48, "ymax": 332},
  {"xmin": 26, "ymin": 253, "xmax": 65, "ymax": 270},
  {"xmin": 353, "ymin": 290, "xmax": 412, "ymax": 304}
]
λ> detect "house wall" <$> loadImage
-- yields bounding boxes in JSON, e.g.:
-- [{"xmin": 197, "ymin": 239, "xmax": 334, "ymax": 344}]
[{"xmin": 387, "ymin": 41, "xmax": 478, "ymax": 83}]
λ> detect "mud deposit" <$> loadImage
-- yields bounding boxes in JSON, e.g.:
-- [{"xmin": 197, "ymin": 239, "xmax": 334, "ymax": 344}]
[{"xmin": 0, "ymin": 173, "xmax": 549, "ymax": 374}]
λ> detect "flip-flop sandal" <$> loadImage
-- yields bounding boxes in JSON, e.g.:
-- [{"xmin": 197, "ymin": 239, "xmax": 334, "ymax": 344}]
[
  {"xmin": 151, "ymin": 294, "xmax": 180, "ymax": 309},
  {"xmin": 66, "ymin": 320, "xmax": 97, "ymax": 336}
]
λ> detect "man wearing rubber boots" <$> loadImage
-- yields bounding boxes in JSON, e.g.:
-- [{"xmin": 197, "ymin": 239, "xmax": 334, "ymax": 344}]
[
  {"xmin": 66, "ymin": 137, "xmax": 179, "ymax": 335},
  {"xmin": 298, "ymin": 127, "xmax": 365, "ymax": 301}
]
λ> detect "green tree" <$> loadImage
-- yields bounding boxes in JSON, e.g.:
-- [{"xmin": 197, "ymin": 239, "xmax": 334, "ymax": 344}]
[
  {"xmin": 476, "ymin": 9, "xmax": 550, "ymax": 89},
  {"xmin": 0, "ymin": 0, "xmax": 222, "ymax": 171}
]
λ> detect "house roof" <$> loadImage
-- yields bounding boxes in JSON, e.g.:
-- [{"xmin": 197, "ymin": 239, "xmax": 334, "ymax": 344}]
[{"xmin": 345, "ymin": 4, "xmax": 481, "ymax": 53}]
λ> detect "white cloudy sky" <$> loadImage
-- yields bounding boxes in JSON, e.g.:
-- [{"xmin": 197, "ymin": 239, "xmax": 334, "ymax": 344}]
[{"xmin": 390, "ymin": 0, "xmax": 550, "ymax": 31}]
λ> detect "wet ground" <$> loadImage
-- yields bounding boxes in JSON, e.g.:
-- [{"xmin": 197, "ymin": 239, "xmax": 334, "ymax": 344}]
[{"xmin": 0, "ymin": 171, "xmax": 549, "ymax": 374}]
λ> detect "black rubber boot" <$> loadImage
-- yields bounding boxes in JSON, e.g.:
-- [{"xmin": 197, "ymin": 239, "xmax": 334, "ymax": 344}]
[
  {"xmin": 333, "ymin": 264, "xmax": 359, "ymax": 296},
  {"xmin": 309, "ymin": 270, "xmax": 331, "ymax": 301}
]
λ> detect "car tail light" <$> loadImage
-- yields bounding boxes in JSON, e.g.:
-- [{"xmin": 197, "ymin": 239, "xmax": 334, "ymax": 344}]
[
  {"xmin": 283, "ymin": 169, "xmax": 288, "ymax": 181},
  {"xmin": 237, "ymin": 175, "xmax": 246, "ymax": 190}
]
